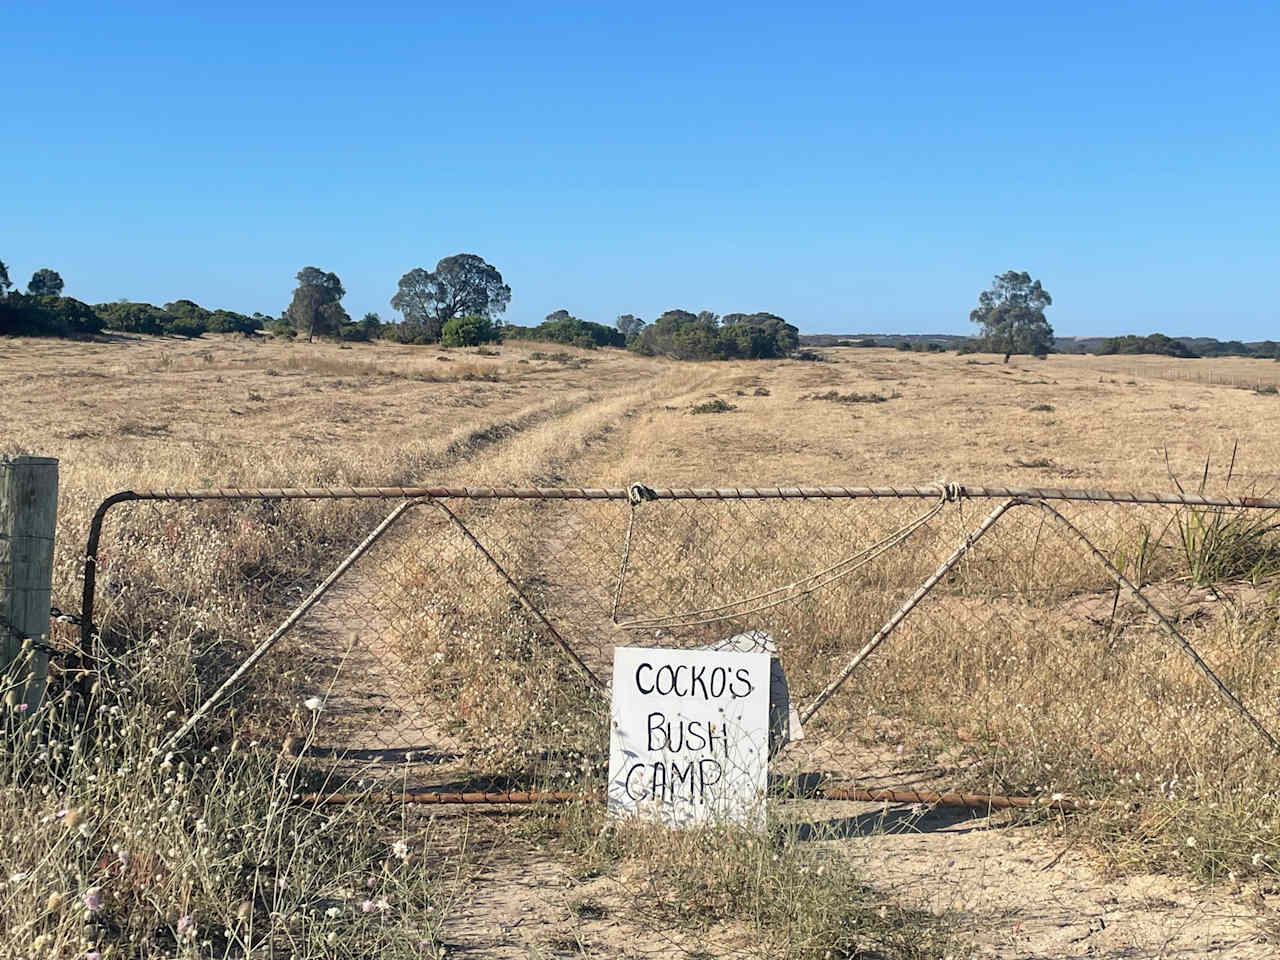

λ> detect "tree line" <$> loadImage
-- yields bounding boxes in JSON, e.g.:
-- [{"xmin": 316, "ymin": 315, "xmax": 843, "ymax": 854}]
[
  {"xmin": 0, "ymin": 257, "xmax": 1058, "ymax": 362},
  {"xmin": 0, "ymin": 263, "xmax": 103, "ymax": 337},
  {"xmin": 0, "ymin": 261, "xmax": 271, "ymax": 339},
  {"xmin": 0, "ymin": 253, "xmax": 802, "ymax": 361},
  {"xmin": 21, "ymin": 254, "xmax": 1255, "ymax": 362},
  {"xmin": 1095, "ymin": 333, "xmax": 1279, "ymax": 359}
]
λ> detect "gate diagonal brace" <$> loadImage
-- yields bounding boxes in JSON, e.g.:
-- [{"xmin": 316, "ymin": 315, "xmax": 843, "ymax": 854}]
[
  {"xmin": 166, "ymin": 496, "xmax": 604, "ymax": 751},
  {"xmin": 798, "ymin": 497, "xmax": 1280, "ymax": 760},
  {"xmin": 800, "ymin": 497, "xmax": 1019, "ymax": 725},
  {"xmin": 166, "ymin": 498, "xmax": 428, "ymax": 751},
  {"xmin": 1027, "ymin": 499, "xmax": 1280, "ymax": 756},
  {"xmin": 428, "ymin": 498, "xmax": 605, "ymax": 690}
]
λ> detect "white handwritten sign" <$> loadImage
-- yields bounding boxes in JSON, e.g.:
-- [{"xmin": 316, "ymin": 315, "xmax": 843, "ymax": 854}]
[{"xmin": 607, "ymin": 646, "xmax": 771, "ymax": 828}]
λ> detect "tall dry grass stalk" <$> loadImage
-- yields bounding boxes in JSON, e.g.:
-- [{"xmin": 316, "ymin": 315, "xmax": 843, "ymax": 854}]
[{"xmin": 0, "ymin": 634, "xmax": 459, "ymax": 958}]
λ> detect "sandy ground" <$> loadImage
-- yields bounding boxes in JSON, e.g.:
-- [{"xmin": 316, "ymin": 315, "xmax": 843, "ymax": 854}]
[
  {"xmin": 393, "ymin": 796, "xmax": 1280, "ymax": 959},
  {"xmin": 841, "ymin": 814, "xmax": 1280, "ymax": 958}
]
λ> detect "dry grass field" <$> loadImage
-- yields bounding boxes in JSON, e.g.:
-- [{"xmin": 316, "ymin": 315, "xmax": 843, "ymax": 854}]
[{"xmin": 5, "ymin": 333, "xmax": 1280, "ymax": 959}]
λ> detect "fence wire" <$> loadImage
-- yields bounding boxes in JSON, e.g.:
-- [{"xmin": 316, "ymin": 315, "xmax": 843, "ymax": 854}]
[{"xmin": 79, "ymin": 483, "xmax": 1280, "ymax": 811}]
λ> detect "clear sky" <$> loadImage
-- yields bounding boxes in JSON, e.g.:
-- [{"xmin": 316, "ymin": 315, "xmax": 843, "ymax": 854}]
[{"xmin": 4, "ymin": 2, "xmax": 1278, "ymax": 339}]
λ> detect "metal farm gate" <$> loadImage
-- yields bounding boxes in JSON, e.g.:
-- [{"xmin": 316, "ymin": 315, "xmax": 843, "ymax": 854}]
[{"xmin": 79, "ymin": 483, "xmax": 1280, "ymax": 812}]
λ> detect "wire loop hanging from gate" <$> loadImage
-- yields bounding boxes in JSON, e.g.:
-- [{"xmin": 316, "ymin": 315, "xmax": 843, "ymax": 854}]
[{"xmin": 610, "ymin": 486, "xmax": 954, "ymax": 631}]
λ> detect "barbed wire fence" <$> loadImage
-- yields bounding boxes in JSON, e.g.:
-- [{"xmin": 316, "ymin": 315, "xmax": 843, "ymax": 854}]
[{"xmin": 74, "ymin": 483, "xmax": 1280, "ymax": 811}]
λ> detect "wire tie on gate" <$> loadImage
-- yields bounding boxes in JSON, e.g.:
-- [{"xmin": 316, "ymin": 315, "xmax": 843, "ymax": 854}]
[
  {"xmin": 627, "ymin": 482, "xmax": 658, "ymax": 505},
  {"xmin": 933, "ymin": 480, "xmax": 963, "ymax": 504},
  {"xmin": 0, "ymin": 614, "xmax": 64, "ymax": 660},
  {"xmin": 613, "ymin": 483, "xmax": 657, "ymax": 623},
  {"xmin": 51, "ymin": 606, "xmax": 82, "ymax": 626}
]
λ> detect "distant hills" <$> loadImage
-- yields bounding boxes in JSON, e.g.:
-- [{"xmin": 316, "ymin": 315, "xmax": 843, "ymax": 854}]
[
  {"xmin": 799, "ymin": 332, "xmax": 1279, "ymax": 358},
  {"xmin": 800, "ymin": 333, "xmax": 968, "ymax": 348}
]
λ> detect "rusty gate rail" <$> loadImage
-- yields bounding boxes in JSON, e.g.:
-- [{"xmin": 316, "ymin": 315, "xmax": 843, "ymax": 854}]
[{"xmin": 77, "ymin": 482, "xmax": 1280, "ymax": 650}]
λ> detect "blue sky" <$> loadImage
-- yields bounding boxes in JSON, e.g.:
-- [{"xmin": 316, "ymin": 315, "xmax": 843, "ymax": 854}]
[{"xmin": 4, "ymin": 2, "xmax": 1278, "ymax": 338}]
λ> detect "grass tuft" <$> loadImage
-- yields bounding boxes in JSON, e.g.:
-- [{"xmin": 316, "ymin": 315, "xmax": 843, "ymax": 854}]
[
  {"xmin": 1166, "ymin": 442, "xmax": 1280, "ymax": 585},
  {"xmin": 690, "ymin": 399, "xmax": 738, "ymax": 414},
  {"xmin": 803, "ymin": 390, "xmax": 901, "ymax": 404},
  {"xmin": 551, "ymin": 801, "xmax": 966, "ymax": 960}
]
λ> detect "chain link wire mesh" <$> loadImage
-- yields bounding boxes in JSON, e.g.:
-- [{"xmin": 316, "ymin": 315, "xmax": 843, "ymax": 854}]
[{"xmin": 82, "ymin": 486, "xmax": 1280, "ymax": 811}]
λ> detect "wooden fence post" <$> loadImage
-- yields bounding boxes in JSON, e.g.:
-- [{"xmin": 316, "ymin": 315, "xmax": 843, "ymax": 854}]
[{"xmin": 0, "ymin": 456, "xmax": 58, "ymax": 715}]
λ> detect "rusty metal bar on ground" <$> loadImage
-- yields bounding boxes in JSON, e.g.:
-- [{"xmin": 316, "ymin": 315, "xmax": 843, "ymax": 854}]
[
  {"xmin": 799, "ymin": 497, "xmax": 1020, "ymax": 725},
  {"xmin": 816, "ymin": 786, "xmax": 1106, "ymax": 813},
  {"xmin": 299, "ymin": 785, "xmax": 1102, "ymax": 813},
  {"xmin": 1028, "ymin": 499, "xmax": 1280, "ymax": 756},
  {"xmin": 305, "ymin": 789, "xmax": 586, "ymax": 806},
  {"xmin": 163, "ymin": 499, "xmax": 428, "ymax": 751}
]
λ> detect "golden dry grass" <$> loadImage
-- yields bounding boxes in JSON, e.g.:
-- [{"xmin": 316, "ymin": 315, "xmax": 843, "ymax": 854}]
[
  {"xmin": 6, "ymin": 333, "xmax": 1280, "ymax": 958},
  {"xmin": 8, "ymin": 335, "xmax": 1279, "ymax": 504}
]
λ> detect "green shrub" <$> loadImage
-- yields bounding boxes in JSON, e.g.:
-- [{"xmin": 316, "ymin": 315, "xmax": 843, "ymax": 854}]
[
  {"xmin": 689, "ymin": 398, "xmax": 737, "ymax": 414},
  {"xmin": 205, "ymin": 309, "xmax": 259, "ymax": 335},
  {"xmin": 1098, "ymin": 333, "xmax": 1198, "ymax": 358},
  {"xmin": 96, "ymin": 300, "xmax": 261, "ymax": 338},
  {"xmin": 341, "ymin": 311, "xmax": 383, "ymax": 342},
  {"xmin": 380, "ymin": 319, "xmax": 432, "ymax": 344},
  {"xmin": 161, "ymin": 315, "xmax": 206, "ymax": 338},
  {"xmin": 441, "ymin": 314, "xmax": 499, "ymax": 347},
  {"xmin": 632, "ymin": 309, "xmax": 798, "ymax": 360},
  {"xmin": 0, "ymin": 294, "xmax": 103, "ymax": 337},
  {"xmin": 1168, "ymin": 446, "xmax": 1280, "ymax": 585},
  {"xmin": 804, "ymin": 389, "xmax": 900, "ymax": 404},
  {"xmin": 94, "ymin": 301, "xmax": 171, "ymax": 335},
  {"xmin": 504, "ymin": 311, "xmax": 623, "ymax": 348},
  {"xmin": 265, "ymin": 317, "xmax": 296, "ymax": 339},
  {"xmin": 1179, "ymin": 506, "xmax": 1280, "ymax": 585},
  {"xmin": 161, "ymin": 299, "xmax": 211, "ymax": 336}
]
